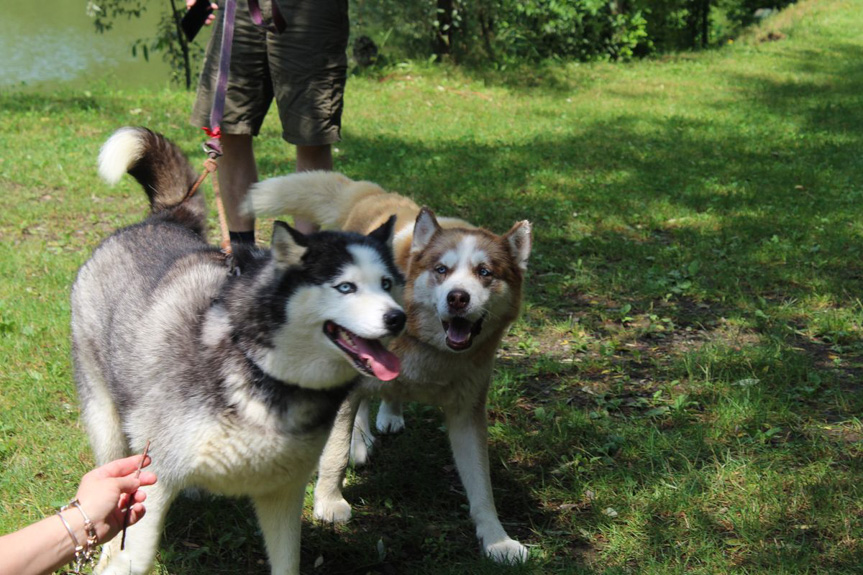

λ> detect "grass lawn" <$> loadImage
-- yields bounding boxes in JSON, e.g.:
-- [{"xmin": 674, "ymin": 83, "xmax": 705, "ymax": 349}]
[{"xmin": 1, "ymin": 0, "xmax": 862, "ymax": 573}]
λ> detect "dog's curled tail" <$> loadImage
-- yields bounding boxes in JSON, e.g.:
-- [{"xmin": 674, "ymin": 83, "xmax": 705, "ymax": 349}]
[
  {"xmin": 98, "ymin": 127, "xmax": 206, "ymax": 234},
  {"xmin": 244, "ymin": 171, "xmax": 385, "ymax": 229}
]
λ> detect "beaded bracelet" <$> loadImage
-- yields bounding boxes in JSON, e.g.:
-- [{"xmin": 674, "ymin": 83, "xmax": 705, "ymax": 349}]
[
  {"xmin": 57, "ymin": 499, "xmax": 99, "ymax": 573},
  {"xmin": 69, "ymin": 500, "xmax": 99, "ymax": 555}
]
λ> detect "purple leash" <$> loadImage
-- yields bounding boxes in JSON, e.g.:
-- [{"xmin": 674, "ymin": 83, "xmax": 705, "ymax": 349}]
[
  {"xmin": 203, "ymin": 0, "xmax": 284, "ymax": 155},
  {"xmin": 203, "ymin": 0, "xmax": 238, "ymax": 155}
]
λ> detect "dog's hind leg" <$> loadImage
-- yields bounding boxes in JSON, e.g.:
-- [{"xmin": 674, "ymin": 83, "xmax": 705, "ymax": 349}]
[
  {"xmin": 444, "ymin": 393, "xmax": 529, "ymax": 564},
  {"xmin": 74, "ymin": 345, "xmax": 129, "ymax": 465},
  {"xmin": 253, "ymin": 483, "xmax": 306, "ymax": 575},
  {"xmin": 79, "ymin": 391, "xmax": 127, "ymax": 466},
  {"xmin": 314, "ymin": 391, "xmax": 362, "ymax": 524},
  {"xmin": 375, "ymin": 399, "xmax": 405, "ymax": 434}
]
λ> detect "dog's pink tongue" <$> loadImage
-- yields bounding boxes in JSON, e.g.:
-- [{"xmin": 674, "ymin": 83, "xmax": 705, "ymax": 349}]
[
  {"xmin": 447, "ymin": 318, "xmax": 473, "ymax": 344},
  {"xmin": 355, "ymin": 338, "xmax": 401, "ymax": 381}
]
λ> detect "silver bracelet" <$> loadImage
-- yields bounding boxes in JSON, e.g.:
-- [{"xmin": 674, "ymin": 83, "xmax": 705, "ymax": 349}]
[
  {"xmin": 56, "ymin": 509, "xmax": 86, "ymax": 573},
  {"xmin": 58, "ymin": 499, "xmax": 98, "ymax": 573},
  {"xmin": 70, "ymin": 500, "xmax": 99, "ymax": 552}
]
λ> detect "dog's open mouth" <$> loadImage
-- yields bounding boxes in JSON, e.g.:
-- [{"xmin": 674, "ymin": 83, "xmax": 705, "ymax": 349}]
[
  {"xmin": 441, "ymin": 315, "xmax": 484, "ymax": 351},
  {"xmin": 324, "ymin": 321, "xmax": 401, "ymax": 381}
]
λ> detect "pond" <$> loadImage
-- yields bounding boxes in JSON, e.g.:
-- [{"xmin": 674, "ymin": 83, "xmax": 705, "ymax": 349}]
[{"xmin": 0, "ymin": 1, "xmax": 206, "ymax": 91}]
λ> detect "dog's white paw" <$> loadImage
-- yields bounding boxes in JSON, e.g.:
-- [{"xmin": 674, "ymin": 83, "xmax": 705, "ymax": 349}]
[
  {"xmin": 484, "ymin": 538, "xmax": 529, "ymax": 564},
  {"xmin": 375, "ymin": 402, "xmax": 405, "ymax": 434},
  {"xmin": 314, "ymin": 497, "xmax": 353, "ymax": 524},
  {"xmin": 350, "ymin": 429, "xmax": 376, "ymax": 466}
]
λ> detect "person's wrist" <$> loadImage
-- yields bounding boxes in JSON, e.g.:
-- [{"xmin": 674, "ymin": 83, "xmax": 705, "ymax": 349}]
[
  {"xmin": 75, "ymin": 497, "xmax": 114, "ymax": 541},
  {"xmin": 58, "ymin": 499, "xmax": 100, "ymax": 567},
  {"xmin": 56, "ymin": 505, "xmax": 86, "ymax": 568},
  {"xmin": 61, "ymin": 505, "xmax": 87, "ymax": 543}
]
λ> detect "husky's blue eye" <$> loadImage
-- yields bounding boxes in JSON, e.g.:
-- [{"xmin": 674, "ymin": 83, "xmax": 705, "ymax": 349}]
[
  {"xmin": 335, "ymin": 282, "xmax": 356, "ymax": 294},
  {"xmin": 382, "ymin": 278, "xmax": 392, "ymax": 291},
  {"xmin": 435, "ymin": 265, "xmax": 448, "ymax": 275},
  {"xmin": 478, "ymin": 267, "xmax": 492, "ymax": 277}
]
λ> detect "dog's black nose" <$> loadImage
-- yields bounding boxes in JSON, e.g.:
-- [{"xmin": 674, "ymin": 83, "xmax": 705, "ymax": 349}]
[
  {"xmin": 384, "ymin": 309, "xmax": 406, "ymax": 334},
  {"xmin": 447, "ymin": 289, "xmax": 470, "ymax": 311}
]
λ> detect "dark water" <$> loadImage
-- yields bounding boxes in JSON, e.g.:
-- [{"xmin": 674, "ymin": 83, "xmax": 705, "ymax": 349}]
[{"xmin": 0, "ymin": 1, "xmax": 198, "ymax": 91}]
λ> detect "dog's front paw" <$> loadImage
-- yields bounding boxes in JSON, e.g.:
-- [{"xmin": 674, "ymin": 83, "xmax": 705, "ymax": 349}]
[
  {"xmin": 314, "ymin": 497, "xmax": 353, "ymax": 524},
  {"xmin": 375, "ymin": 401, "xmax": 405, "ymax": 434},
  {"xmin": 484, "ymin": 538, "xmax": 529, "ymax": 564}
]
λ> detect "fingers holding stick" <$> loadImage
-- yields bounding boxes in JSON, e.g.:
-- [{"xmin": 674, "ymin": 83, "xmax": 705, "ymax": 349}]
[{"xmin": 120, "ymin": 440, "xmax": 150, "ymax": 550}]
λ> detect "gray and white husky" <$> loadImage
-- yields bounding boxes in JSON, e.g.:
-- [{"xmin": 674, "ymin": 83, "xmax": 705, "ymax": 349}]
[{"xmin": 71, "ymin": 127, "xmax": 406, "ymax": 575}]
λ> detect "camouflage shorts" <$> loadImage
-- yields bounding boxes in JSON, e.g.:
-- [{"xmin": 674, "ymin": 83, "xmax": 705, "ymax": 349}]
[{"xmin": 190, "ymin": 0, "xmax": 349, "ymax": 146}]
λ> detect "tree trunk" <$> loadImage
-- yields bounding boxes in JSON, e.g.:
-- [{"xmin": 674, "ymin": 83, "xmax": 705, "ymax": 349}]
[
  {"xmin": 434, "ymin": 0, "xmax": 454, "ymax": 60},
  {"xmin": 701, "ymin": 0, "xmax": 710, "ymax": 48},
  {"xmin": 169, "ymin": 0, "xmax": 192, "ymax": 89},
  {"xmin": 687, "ymin": 0, "xmax": 711, "ymax": 49},
  {"xmin": 478, "ymin": 2, "xmax": 495, "ymax": 61}
]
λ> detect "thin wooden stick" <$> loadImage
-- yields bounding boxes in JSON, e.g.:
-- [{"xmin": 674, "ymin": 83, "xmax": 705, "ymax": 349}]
[{"xmin": 120, "ymin": 440, "xmax": 150, "ymax": 551}]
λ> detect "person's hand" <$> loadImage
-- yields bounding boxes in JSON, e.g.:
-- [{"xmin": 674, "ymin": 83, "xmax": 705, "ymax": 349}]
[
  {"xmin": 73, "ymin": 455, "xmax": 157, "ymax": 543},
  {"xmin": 186, "ymin": 0, "xmax": 219, "ymax": 26}
]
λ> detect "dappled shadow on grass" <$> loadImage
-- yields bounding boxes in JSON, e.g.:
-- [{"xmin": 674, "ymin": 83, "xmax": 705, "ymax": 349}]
[
  {"xmin": 326, "ymin": 108, "xmax": 863, "ymax": 312},
  {"xmin": 319, "ymin": 42, "xmax": 863, "ymax": 321},
  {"xmin": 160, "ymin": 495, "xmax": 269, "ymax": 574},
  {"xmin": 272, "ymin": 47, "xmax": 863, "ymax": 569},
  {"xmin": 153, "ymin": 411, "xmax": 552, "ymax": 575},
  {"xmin": 313, "ymin": 409, "xmax": 551, "ymax": 574}
]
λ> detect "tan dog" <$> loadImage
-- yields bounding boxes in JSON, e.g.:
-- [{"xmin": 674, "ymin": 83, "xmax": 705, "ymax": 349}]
[{"xmin": 245, "ymin": 172, "xmax": 532, "ymax": 563}]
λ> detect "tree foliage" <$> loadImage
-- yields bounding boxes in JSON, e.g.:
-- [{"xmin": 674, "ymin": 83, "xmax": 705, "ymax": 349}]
[
  {"xmin": 88, "ymin": 0, "xmax": 800, "ymax": 83},
  {"xmin": 354, "ymin": 0, "xmax": 800, "ymax": 64}
]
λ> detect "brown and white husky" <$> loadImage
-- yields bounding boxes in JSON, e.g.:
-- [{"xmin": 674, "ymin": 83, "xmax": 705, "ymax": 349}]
[{"xmin": 245, "ymin": 172, "xmax": 532, "ymax": 563}]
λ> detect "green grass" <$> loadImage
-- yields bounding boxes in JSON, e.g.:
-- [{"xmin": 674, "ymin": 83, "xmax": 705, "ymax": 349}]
[{"xmin": 2, "ymin": 0, "xmax": 863, "ymax": 572}]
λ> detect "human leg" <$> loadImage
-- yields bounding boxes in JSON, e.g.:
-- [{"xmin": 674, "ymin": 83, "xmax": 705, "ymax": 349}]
[
  {"xmin": 292, "ymin": 144, "xmax": 334, "ymax": 233},
  {"xmin": 190, "ymin": 0, "xmax": 273, "ymax": 245},
  {"xmin": 218, "ymin": 133, "xmax": 258, "ymax": 240},
  {"xmin": 267, "ymin": 0, "xmax": 349, "ymax": 234}
]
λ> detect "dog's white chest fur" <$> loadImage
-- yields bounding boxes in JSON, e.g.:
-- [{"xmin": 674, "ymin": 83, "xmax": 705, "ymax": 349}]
[{"xmin": 190, "ymin": 410, "xmax": 327, "ymax": 496}]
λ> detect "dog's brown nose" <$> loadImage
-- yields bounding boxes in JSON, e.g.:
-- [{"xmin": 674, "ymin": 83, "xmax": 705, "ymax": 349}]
[
  {"xmin": 447, "ymin": 289, "xmax": 470, "ymax": 312},
  {"xmin": 384, "ymin": 309, "xmax": 406, "ymax": 335}
]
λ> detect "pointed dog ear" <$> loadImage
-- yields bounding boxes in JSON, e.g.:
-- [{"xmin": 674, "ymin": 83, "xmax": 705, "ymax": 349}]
[
  {"xmin": 368, "ymin": 214, "xmax": 397, "ymax": 247},
  {"xmin": 503, "ymin": 220, "xmax": 532, "ymax": 271},
  {"xmin": 411, "ymin": 207, "xmax": 440, "ymax": 254},
  {"xmin": 271, "ymin": 221, "xmax": 307, "ymax": 269}
]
